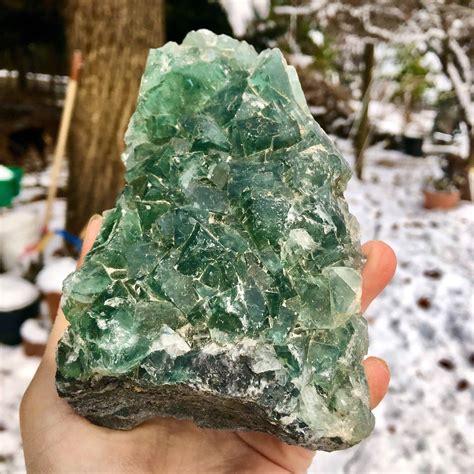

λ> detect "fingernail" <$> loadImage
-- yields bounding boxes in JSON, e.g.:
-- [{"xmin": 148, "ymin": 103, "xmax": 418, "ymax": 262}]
[
  {"xmin": 374, "ymin": 357, "xmax": 391, "ymax": 376},
  {"xmin": 83, "ymin": 214, "xmax": 102, "ymax": 239},
  {"xmin": 88, "ymin": 213, "xmax": 101, "ymax": 225}
]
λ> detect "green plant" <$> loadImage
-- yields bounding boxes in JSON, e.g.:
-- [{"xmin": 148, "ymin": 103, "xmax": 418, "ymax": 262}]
[
  {"xmin": 425, "ymin": 154, "xmax": 466, "ymax": 192},
  {"xmin": 393, "ymin": 45, "xmax": 433, "ymax": 132}
]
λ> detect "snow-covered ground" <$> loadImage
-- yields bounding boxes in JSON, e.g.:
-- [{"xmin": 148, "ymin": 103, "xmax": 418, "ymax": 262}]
[
  {"xmin": 0, "ymin": 345, "xmax": 39, "ymax": 471},
  {"xmin": 0, "ymin": 168, "xmax": 67, "ymax": 471},
  {"xmin": 0, "ymin": 143, "xmax": 473, "ymax": 473},
  {"xmin": 314, "ymin": 140, "xmax": 474, "ymax": 474}
]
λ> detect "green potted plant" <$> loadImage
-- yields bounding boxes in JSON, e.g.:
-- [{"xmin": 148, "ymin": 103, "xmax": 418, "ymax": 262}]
[
  {"xmin": 423, "ymin": 154, "xmax": 465, "ymax": 209},
  {"xmin": 393, "ymin": 45, "xmax": 433, "ymax": 157}
]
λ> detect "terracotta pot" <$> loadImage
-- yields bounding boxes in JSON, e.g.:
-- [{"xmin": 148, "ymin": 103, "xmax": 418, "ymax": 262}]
[
  {"xmin": 20, "ymin": 318, "xmax": 49, "ymax": 357},
  {"xmin": 22, "ymin": 340, "xmax": 46, "ymax": 357},
  {"xmin": 423, "ymin": 189, "xmax": 460, "ymax": 209},
  {"xmin": 45, "ymin": 292, "xmax": 62, "ymax": 323}
]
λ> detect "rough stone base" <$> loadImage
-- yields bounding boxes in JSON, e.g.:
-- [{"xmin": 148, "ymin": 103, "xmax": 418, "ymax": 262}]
[{"xmin": 57, "ymin": 376, "xmax": 349, "ymax": 451}]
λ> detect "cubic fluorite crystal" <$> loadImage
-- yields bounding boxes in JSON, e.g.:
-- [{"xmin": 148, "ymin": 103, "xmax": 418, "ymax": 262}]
[{"xmin": 56, "ymin": 30, "xmax": 374, "ymax": 451}]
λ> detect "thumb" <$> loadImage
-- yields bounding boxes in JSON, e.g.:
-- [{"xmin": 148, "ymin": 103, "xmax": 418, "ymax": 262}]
[
  {"xmin": 20, "ymin": 214, "xmax": 103, "ymax": 441},
  {"xmin": 77, "ymin": 214, "xmax": 103, "ymax": 268},
  {"xmin": 44, "ymin": 214, "xmax": 103, "ymax": 365}
]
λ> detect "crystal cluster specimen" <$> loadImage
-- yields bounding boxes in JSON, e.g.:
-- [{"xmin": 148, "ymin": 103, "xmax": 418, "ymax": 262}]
[{"xmin": 56, "ymin": 30, "xmax": 374, "ymax": 451}]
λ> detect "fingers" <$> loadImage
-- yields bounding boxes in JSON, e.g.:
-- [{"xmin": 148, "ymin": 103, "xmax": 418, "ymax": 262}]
[
  {"xmin": 361, "ymin": 241, "xmax": 397, "ymax": 312},
  {"xmin": 363, "ymin": 356, "xmax": 390, "ymax": 409},
  {"xmin": 359, "ymin": 244, "xmax": 394, "ymax": 409},
  {"xmin": 239, "ymin": 357, "xmax": 391, "ymax": 470}
]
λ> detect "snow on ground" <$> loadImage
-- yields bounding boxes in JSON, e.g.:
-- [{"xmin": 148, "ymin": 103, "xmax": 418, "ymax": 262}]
[
  {"xmin": 313, "ymin": 140, "xmax": 474, "ymax": 474},
  {"xmin": 0, "ymin": 345, "xmax": 39, "ymax": 471},
  {"xmin": 0, "ymin": 143, "xmax": 473, "ymax": 473},
  {"xmin": 0, "ymin": 166, "xmax": 67, "ymax": 471}
]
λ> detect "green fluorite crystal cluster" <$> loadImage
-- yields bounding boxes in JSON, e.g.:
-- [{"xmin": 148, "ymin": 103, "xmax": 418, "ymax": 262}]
[{"xmin": 56, "ymin": 30, "xmax": 374, "ymax": 451}]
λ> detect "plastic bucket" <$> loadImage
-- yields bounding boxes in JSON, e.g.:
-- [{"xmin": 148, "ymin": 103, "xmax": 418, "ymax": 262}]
[
  {"xmin": 0, "ymin": 211, "xmax": 41, "ymax": 271},
  {"xmin": 402, "ymin": 135, "xmax": 424, "ymax": 157},
  {"xmin": 0, "ymin": 178, "xmax": 15, "ymax": 207},
  {"xmin": 7, "ymin": 166, "xmax": 24, "ymax": 197}
]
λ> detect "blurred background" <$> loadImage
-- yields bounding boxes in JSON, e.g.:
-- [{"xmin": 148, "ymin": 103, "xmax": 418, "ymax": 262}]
[{"xmin": 0, "ymin": 1, "xmax": 472, "ymax": 472}]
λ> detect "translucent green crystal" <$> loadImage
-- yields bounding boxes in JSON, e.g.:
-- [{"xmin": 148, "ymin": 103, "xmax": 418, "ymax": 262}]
[{"xmin": 56, "ymin": 30, "xmax": 374, "ymax": 451}]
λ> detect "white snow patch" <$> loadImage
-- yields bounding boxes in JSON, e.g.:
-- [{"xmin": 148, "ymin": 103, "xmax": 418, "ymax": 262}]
[
  {"xmin": 0, "ymin": 211, "xmax": 41, "ymax": 272},
  {"xmin": 220, "ymin": 0, "xmax": 269, "ymax": 36},
  {"xmin": 309, "ymin": 29, "xmax": 325, "ymax": 46},
  {"xmin": 20, "ymin": 319, "xmax": 49, "ymax": 345},
  {"xmin": 36, "ymin": 257, "xmax": 77, "ymax": 293},
  {"xmin": 0, "ymin": 274, "xmax": 39, "ymax": 311},
  {"xmin": 0, "ymin": 344, "xmax": 40, "ymax": 470}
]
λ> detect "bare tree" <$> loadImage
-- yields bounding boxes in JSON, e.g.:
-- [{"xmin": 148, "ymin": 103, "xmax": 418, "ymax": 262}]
[
  {"xmin": 410, "ymin": 1, "xmax": 473, "ymax": 166},
  {"xmin": 274, "ymin": 0, "xmax": 414, "ymax": 179},
  {"xmin": 354, "ymin": 42, "xmax": 374, "ymax": 179},
  {"xmin": 274, "ymin": 1, "xmax": 473, "ymax": 181},
  {"xmin": 65, "ymin": 0, "xmax": 165, "ymax": 236}
]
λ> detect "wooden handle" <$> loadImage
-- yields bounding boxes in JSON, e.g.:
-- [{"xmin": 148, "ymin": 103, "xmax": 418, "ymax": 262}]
[
  {"xmin": 70, "ymin": 50, "xmax": 83, "ymax": 81},
  {"xmin": 43, "ymin": 51, "xmax": 82, "ymax": 231}
]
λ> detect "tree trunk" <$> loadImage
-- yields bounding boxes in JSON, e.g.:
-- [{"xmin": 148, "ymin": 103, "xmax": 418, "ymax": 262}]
[
  {"xmin": 65, "ymin": 0, "xmax": 165, "ymax": 237},
  {"xmin": 462, "ymin": 125, "xmax": 473, "ymax": 201},
  {"xmin": 468, "ymin": 128, "xmax": 474, "ymax": 170},
  {"xmin": 354, "ymin": 42, "xmax": 374, "ymax": 180}
]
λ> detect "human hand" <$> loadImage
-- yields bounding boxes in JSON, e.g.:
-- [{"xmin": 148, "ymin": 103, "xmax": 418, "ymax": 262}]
[{"xmin": 21, "ymin": 215, "xmax": 396, "ymax": 473}]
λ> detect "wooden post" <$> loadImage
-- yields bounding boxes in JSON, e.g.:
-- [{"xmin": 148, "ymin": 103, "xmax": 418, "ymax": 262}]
[
  {"xmin": 354, "ymin": 42, "xmax": 375, "ymax": 180},
  {"xmin": 465, "ymin": 129, "xmax": 474, "ymax": 201},
  {"xmin": 43, "ymin": 50, "xmax": 82, "ymax": 231}
]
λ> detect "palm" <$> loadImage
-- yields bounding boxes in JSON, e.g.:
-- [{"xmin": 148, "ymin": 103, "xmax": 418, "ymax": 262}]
[
  {"xmin": 24, "ymin": 370, "xmax": 310, "ymax": 473},
  {"xmin": 21, "ymin": 217, "xmax": 395, "ymax": 473}
]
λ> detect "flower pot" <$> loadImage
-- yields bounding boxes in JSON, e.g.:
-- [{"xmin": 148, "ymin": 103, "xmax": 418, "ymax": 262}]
[
  {"xmin": 402, "ymin": 135, "xmax": 424, "ymax": 157},
  {"xmin": 0, "ymin": 275, "xmax": 40, "ymax": 345},
  {"xmin": 21, "ymin": 318, "xmax": 49, "ymax": 357},
  {"xmin": 423, "ymin": 189, "xmax": 460, "ymax": 209}
]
